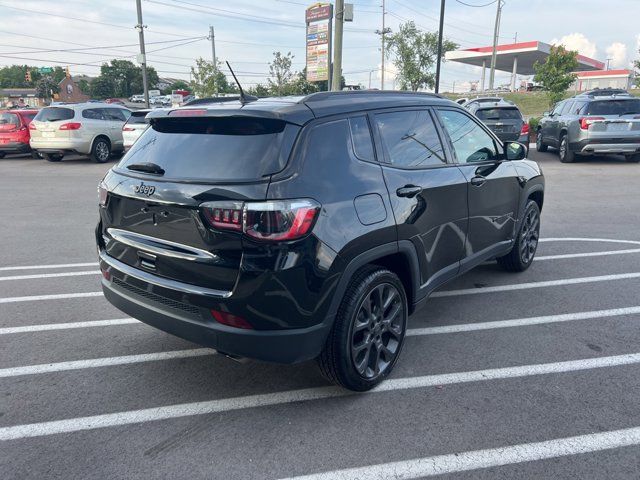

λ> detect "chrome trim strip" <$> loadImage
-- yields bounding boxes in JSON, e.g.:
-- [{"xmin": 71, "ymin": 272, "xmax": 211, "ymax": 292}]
[
  {"xmin": 100, "ymin": 251, "xmax": 232, "ymax": 299},
  {"xmin": 581, "ymin": 143, "xmax": 640, "ymax": 153},
  {"xmin": 107, "ymin": 228, "xmax": 218, "ymax": 262}
]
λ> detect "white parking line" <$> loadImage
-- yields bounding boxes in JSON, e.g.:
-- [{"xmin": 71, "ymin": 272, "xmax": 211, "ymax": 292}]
[
  {"xmin": 0, "ymin": 318, "xmax": 138, "ymax": 335},
  {"xmin": 535, "ymin": 248, "xmax": 640, "ymax": 261},
  {"xmin": 279, "ymin": 426, "xmax": 640, "ymax": 480},
  {"xmin": 0, "ymin": 349, "xmax": 214, "ymax": 378},
  {"xmin": 0, "ymin": 262, "xmax": 96, "ymax": 272},
  {"xmin": 0, "ymin": 270, "xmax": 99, "ymax": 282},
  {"xmin": 540, "ymin": 237, "xmax": 640, "ymax": 246},
  {"xmin": 2, "ymin": 352, "xmax": 639, "ymax": 441},
  {"xmin": 0, "ymin": 292, "xmax": 103, "ymax": 304},
  {"xmin": 406, "ymin": 306, "xmax": 640, "ymax": 336},
  {"xmin": 431, "ymin": 272, "xmax": 640, "ymax": 298}
]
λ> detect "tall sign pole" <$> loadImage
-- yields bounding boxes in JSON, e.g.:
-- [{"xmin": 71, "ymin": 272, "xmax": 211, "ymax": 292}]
[
  {"xmin": 488, "ymin": 0, "xmax": 503, "ymax": 91},
  {"xmin": 305, "ymin": 3, "xmax": 333, "ymax": 90},
  {"xmin": 331, "ymin": 0, "xmax": 344, "ymax": 91},
  {"xmin": 381, "ymin": 0, "xmax": 385, "ymax": 90},
  {"xmin": 135, "ymin": 0, "xmax": 149, "ymax": 108},
  {"xmin": 434, "ymin": 0, "xmax": 445, "ymax": 93}
]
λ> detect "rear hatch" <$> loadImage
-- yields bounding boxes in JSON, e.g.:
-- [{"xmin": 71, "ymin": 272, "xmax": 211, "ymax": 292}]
[
  {"xmin": 581, "ymin": 98, "xmax": 640, "ymax": 142},
  {"xmin": 0, "ymin": 111, "xmax": 25, "ymax": 144},
  {"xmin": 30, "ymin": 107, "xmax": 76, "ymax": 141},
  {"xmin": 99, "ymin": 113, "xmax": 300, "ymax": 292},
  {"xmin": 476, "ymin": 106, "xmax": 524, "ymax": 142}
]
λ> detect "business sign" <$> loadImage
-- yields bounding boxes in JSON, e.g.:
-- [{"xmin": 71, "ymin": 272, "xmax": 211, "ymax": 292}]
[{"xmin": 306, "ymin": 3, "xmax": 332, "ymax": 83}]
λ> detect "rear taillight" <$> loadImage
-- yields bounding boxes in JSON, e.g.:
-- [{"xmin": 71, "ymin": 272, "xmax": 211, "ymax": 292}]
[
  {"xmin": 211, "ymin": 309, "xmax": 253, "ymax": 329},
  {"xmin": 59, "ymin": 122, "xmax": 82, "ymax": 130},
  {"xmin": 98, "ymin": 182, "xmax": 108, "ymax": 207},
  {"xmin": 28, "ymin": 123, "xmax": 36, "ymax": 130},
  {"xmin": 579, "ymin": 117, "xmax": 604, "ymax": 130},
  {"xmin": 122, "ymin": 126, "xmax": 135, "ymax": 131},
  {"xmin": 520, "ymin": 123, "xmax": 529, "ymax": 135},
  {"xmin": 200, "ymin": 199, "xmax": 320, "ymax": 242}
]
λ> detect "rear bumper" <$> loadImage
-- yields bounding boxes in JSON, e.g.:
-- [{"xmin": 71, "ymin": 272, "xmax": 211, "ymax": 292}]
[
  {"xmin": 570, "ymin": 139, "xmax": 640, "ymax": 155},
  {"xmin": 0, "ymin": 141, "xmax": 30, "ymax": 153},
  {"xmin": 99, "ymin": 251, "xmax": 331, "ymax": 364},
  {"xmin": 30, "ymin": 138, "xmax": 91, "ymax": 155}
]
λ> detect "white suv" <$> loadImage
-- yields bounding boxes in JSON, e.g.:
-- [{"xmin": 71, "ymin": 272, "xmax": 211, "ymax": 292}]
[{"xmin": 30, "ymin": 103, "xmax": 131, "ymax": 162}]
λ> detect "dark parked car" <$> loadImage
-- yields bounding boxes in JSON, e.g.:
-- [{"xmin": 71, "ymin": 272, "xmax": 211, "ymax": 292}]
[
  {"xmin": 465, "ymin": 97, "xmax": 529, "ymax": 145},
  {"xmin": 537, "ymin": 89, "xmax": 640, "ymax": 163},
  {"xmin": 96, "ymin": 91, "xmax": 544, "ymax": 391},
  {"xmin": 0, "ymin": 109, "xmax": 39, "ymax": 158}
]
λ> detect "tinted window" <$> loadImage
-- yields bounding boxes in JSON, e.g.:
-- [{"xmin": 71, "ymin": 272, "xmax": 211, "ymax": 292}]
[
  {"xmin": 572, "ymin": 101, "xmax": 588, "ymax": 115},
  {"xmin": 348, "ymin": 116, "xmax": 375, "ymax": 162},
  {"xmin": 126, "ymin": 112, "xmax": 150, "ymax": 125},
  {"xmin": 560, "ymin": 101, "xmax": 574, "ymax": 115},
  {"xmin": 118, "ymin": 116, "xmax": 299, "ymax": 182},
  {"xmin": 375, "ymin": 110, "xmax": 446, "ymax": 168},
  {"xmin": 34, "ymin": 107, "xmax": 74, "ymax": 122},
  {"xmin": 551, "ymin": 102, "xmax": 565, "ymax": 116},
  {"xmin": 104, "ymin": 108, "xmax": 128, "ymax": 121},
  {"xmin": 82, "ymin": 108, "xmax": 105, "ymax": 120},
  {"xmin": 438, "ymin": 109, "xmax": 499, "ymax": 164},
  {"xmin": 0, "ymin": 112, "xmax": 20, "ymax": 127},
  {"xmin": 586, "ymin": 99, "xmax": 640, "ymax": 115},
  {"xmin": 475, "ymin": 107, "xmax": 522, "ymax": 120},
  {"xmin": 21, "ymin": 113, "xmax": 36, "ymax": 123}
]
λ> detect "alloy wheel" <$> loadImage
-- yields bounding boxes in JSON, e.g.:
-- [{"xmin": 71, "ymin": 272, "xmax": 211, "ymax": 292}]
[
  {"xmin": 559, "ymin": 137, "xmax": 567, "ymax": 161},
  {"xmin": 96, "ymin": 141, "xmax": 110, "ymax": 161},
  {"xmin": 520, "ymin": 208, "xmax": 540, "ymax": 264},
  {"xmin": 350, "ymin": 283, "xmax": 405, "ymax": 379}
]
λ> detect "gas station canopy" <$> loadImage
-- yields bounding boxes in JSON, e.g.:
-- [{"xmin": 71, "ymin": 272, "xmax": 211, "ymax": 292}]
[{"xmin": 446, "ymin": 41, "xmax": 604, "ymax": 76}]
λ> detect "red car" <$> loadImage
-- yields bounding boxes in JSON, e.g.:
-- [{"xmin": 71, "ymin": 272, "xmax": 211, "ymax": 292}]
[
  {"xmin": 0, "ymin": 109, "xmax": 38, "ymax": 158},
  {"xmin": 104, "ymin": 98, "xmax": 125, "ymax": 105}
]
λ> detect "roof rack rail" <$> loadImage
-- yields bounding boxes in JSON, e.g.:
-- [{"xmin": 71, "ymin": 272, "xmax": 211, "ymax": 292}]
[
  {"xmin": 576, "ymin": 88, "xmax": 631, "ymax": 98},
  {"xmin": 302, "ymin": 90, "xmax": 443, "ymax": 103}
]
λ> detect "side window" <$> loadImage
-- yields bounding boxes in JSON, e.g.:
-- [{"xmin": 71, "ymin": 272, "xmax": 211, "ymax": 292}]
[
  {"xmin": 104, "ymin": 108, "xmax": 127, "ymax": 121},
  {"xmin": 82, "ymin": 108, "xmax": 105, "ymax": 120},
  {"xmin": 574, "ymin": 101, "xmax": 588, "ymax": 115},
  {"xmin": 120, "ymin": 109, "xmax": 132, "ymax": 120},
  {"xmin": 348, "ymin": 116, "xmax": 375, "ymax": 162},
  {"xmin": 560, "ymin": 101, "xmax": 574, "ymax": 115},
  {"xmin": 551, "ymin": 101, "xmax": 564, "ymax": 116},
  {"xmin": 374, "ymin": 109, "xmax": 446, "ymax": 168},
  {"xmin": 438, "ymin": 109, "xmax": 499, "ymax": 164}
]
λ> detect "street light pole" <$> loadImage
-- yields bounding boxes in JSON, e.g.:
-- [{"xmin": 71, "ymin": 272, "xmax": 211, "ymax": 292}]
[
  {"xmin": 434, "ymin": 0, "xmax": 446, "ymax": 93},
  {"xmin": 488, "ymin": 0, "xmax": 503, "ymax": 91},
  {"xmin": 135, "ymin": 0, "xmax": 149, "ymax": 108},
  {"xmin": 209, "ymin": 26, "xmax": 218, "ymax": 94},
  {"xmin": 331, "ymin": 0, "xmax": 344, "ymax": 91}
]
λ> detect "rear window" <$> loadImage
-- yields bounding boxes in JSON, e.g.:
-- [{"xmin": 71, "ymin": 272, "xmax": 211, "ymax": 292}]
[
  {"xmin": 125, "ymin": 112, "xmax": 151, "ymax": 125},
  {"xmin": 117, "ymin": 116, "xmax": 299, "ymax": 182},
  {"xmin": 0, "ymin": 112, "xmax": 20, "ymax": 127},
  {"xmin": 21, "ymin": 112, "xmax": 36, "ymax": 123},
  {"xmin": 475, "ymin": 107, "xmax": 522, "ymax": 120},
  {"xmin": 586, "ymin": 99, "xmax": 640, "ymax": 115},
  {"xmin": 34, "ymin": 107, "xmax": 74, "ymax": 122}
]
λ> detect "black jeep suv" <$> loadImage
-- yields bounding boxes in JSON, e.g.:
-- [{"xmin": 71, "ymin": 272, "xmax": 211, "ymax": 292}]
[{"xmin": 96, "ymin": 91, "xmax": 544, "ymax": 391}]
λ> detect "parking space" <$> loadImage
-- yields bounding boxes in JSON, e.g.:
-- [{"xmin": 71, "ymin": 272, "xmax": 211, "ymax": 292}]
[{"xmin": 1, "ymin": 148, "xmax": 640, "ymax": 479}]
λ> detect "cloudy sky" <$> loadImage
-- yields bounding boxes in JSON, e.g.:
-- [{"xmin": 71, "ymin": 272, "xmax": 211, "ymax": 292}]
[{"xmin": 1, "ymin": 0, "xmax": 638, "ymax": 93}]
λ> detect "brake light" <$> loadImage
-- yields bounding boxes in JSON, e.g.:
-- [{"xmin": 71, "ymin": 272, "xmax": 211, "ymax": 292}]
[
  {"xmin": 59, "ymin": 122, "xmax": 82, "ymax": 130},
  {"xmin": 200, "ymin": 199, "xmax": 320, "ymax": 241},
  {"xmin": 122, "ymin": 126, "xmax": 135, "ymax": 131},
  {"xmin": 579, "ymin": 117, "xmax": 604, "ymax": 130},
  {"xmin": 98, "ymin": 182, "xmax": 108, "ymax": 207},
  {"xmin": 520, "ymin": 123, "xmax": 529, "ymax": 135},
  {"xmin": 28, "ymin": 123, "xmax": 36, "ymax": 130},
  {"xmin": 211, "ymin": 309, "xmax": 253, "ymax": 329},
  {"xmin": 169, "ymin": 109, "xmax": 207, "ymax": 117}
]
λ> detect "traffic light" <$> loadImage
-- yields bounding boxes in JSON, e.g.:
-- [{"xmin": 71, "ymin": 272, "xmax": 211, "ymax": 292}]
[
  {"xmin": 65, "ymin": 66, "xmax": 71, "ymax": 79},
  {"xmin": 25, "ymin": 71, "xmax": 32, "ymax": 82}
]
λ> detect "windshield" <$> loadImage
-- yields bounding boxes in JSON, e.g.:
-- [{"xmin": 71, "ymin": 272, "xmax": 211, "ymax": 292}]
[
  {"xmin": 586, "ymin": 99, "xmax": 640, "ymax": 115},
  {"xmin": 117, "ymin": 116, "xmax": 299, "ymax": 182},
  {"xmin": 476, "ymin": 108, "xmax": 522, "ymax": 120},
  {"xmin": 34, "ymin": 107, "xmax": 74, "ymax": 122}
]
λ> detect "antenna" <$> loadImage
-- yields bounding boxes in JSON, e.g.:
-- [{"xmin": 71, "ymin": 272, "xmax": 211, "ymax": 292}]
[{"xmin": 226, "ymin": 61, "xmax": 257, "ymax": 105}]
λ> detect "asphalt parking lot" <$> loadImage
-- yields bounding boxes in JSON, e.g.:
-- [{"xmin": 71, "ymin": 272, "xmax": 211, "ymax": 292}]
[{"xmin": 1, "ymin": 148, "xmax": 640, "ymax": 479}]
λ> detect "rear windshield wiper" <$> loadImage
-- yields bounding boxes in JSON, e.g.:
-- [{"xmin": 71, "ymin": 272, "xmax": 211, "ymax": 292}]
[{"xmin": 126, "ymin": 162, "xmax": 165, "ymax": 175}]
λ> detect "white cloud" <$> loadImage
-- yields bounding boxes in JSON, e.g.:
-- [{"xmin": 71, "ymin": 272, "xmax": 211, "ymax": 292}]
[
  {"xmin": 551, "ymin": 33, "xmax": 597, "ymax": 58},
  {"xmin": 605, "ymin": 42, "xmax": 627, "ymax": 68}
]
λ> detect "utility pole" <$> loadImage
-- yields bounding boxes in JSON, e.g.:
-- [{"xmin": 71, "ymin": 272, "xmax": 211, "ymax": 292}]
[
  {"xmin": 605, "ymin": 58, "xmax": 612, "ymax": 70},
  {"xmin": 434, "ymin": 0, "xmax": 446, "ymax": 93},
  {"xmin": 488, "ymin": 0, "xmax": 503, "ymax": 91},
  {"xmin": 209, "ymin": 25, "xmax": 218, "ymax": 95},
  {"xmin": 375, "ymin": 0, "xmax": 390, "ymax": 90},
  {"xmin": 331, "ymin": 0, "xmax": 344, "ymax": 91},
  {"xmin": 135, "ymin": 0, "xmax": 149, "ymax": 108}
]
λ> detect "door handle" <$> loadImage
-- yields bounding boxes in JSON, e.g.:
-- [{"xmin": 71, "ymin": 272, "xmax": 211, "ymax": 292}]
[
  {"xmin": 470, "ymin": 176, "xmax": 486, "ymax": 187},
  {"xmin": 396, "ymin": 185, "xmax": 423, "ymax": 198}
]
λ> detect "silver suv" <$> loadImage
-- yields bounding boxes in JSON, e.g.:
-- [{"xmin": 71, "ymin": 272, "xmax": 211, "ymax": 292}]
[
  {"xmin": 537, "ymin": 89, "xmax": 640, "ymax": 163},
  {"xmin": 30, "ymin": 103, "xmax": 131, "ymax": 162},
  {"xmin": 465, "ymin": 97, "xmax": 529, "ymax": 145}
]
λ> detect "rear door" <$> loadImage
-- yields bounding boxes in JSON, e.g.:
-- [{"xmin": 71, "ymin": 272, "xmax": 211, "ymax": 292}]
[
  {"xmin": 436, "ymin": 108, "xmax": 521, "ymax": 264},
  {"xmin": 475, "ymin": 106, "xmax": 524, "ymax": 143},
  {"xmin": 544, "ymin": 101, "xmax": 565, "ymax": 146},
  {"xmin": 372, "ymin": 108, "xmax": 469, "ymax": 291},
  {"xmin": 99, "ymin": 114, "xmax": 300, "ymax": 292}
]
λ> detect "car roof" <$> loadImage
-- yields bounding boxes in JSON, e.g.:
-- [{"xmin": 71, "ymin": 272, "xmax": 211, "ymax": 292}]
[
  {"xmin": 45, "ymin": 103, "xmax": 130, "ymax": 109},
  {"xmin": 0, "ymin": 109, "xmax": 38, "ymax": 114},
  {"xmin": 466, "ymin": 97, "xmax": 516, "ymax": 109},
  {"xmin": 147, "ymin": 90, "xmax": 455, "ymax": 125}
]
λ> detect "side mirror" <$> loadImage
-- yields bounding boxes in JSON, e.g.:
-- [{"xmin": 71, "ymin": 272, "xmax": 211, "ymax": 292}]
[{"xmin": 505, "ymin": 141, "xmax": 527, "ymax": 160}]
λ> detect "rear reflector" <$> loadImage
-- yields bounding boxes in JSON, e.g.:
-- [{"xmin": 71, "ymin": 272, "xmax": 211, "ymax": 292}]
[
  {"xmin": 211, "ymin": 309, "xmax": 253, "ymax": 329},
  {"xmin": 59, "ymin": 122, "xmax": 82, "ymax": 130}
]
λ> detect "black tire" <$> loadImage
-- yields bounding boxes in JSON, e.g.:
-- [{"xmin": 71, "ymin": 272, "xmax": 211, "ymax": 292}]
[
  {"xmin": 90, "ymin": 137, "xmax": 111, "ymax": 163},
  {"xmin": 558, "ymin": 134, "xmax": 576, "ymax": 163},
  {"xmin": 42, "ymin": 153, "xmax": 63, "ymax": 162},
  {"xmin": 625, "ymin": 154, "xmax": 640, "ymax": 163},
  {"xmin": 535, "ymin": 130, "xmax": 548, "ymax": 152},
  {"xmin": 0, "ymin": 152, "xmax": 5, "ymax": 159},
  {"xmin": 497, "ymin": 200, "xmax": 541, "ymax": 272},
  {"xmin": 317, "ymin": 266, "xmax": 408, "ymax": 391},
  {"xmin": 30, "ymin": 150, "xmax": 41, "ymax": 159}
]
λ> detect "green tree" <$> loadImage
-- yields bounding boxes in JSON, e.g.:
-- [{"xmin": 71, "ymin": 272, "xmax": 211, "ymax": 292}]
[
  {"xmin": 386, "ymin": 21, "xmax": 457, "ymax": 91},
  {"xmin": 76, "ymin": 79, "xmax": 91, "ymax": 95},
  {"xmin": 268, "ymin": 51, "xmax": 295, "ymax": 96},
  {"xmin": 534, "ymin": 45, "xmax": 579, "ymax": 106},
  {"xmin": 162, "ymin": 80, "xmax": 190, "ymax": 95},
  {"xmin": 35, "ymin": 77, "xmax": 59, "ymax": 99},
  {"xmin": 248, "ymin": 83, "xmax": 270, "ymax": 97},
  {"xmin": 190, "ymin": 57, "xmax": 234, "ymax": 97},
  {"xmin": 99, "ymin": 60, "xmax": 158, "ymax": 98},
  {"xmin": 89, "ymin": 76, "xmax": 115, "ymax": 99}
]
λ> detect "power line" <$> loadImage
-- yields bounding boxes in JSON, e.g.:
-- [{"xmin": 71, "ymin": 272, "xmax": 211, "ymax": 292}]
[{"xmin": 455, "ymin": 0, "xmax": 498, "ymax": 7}]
